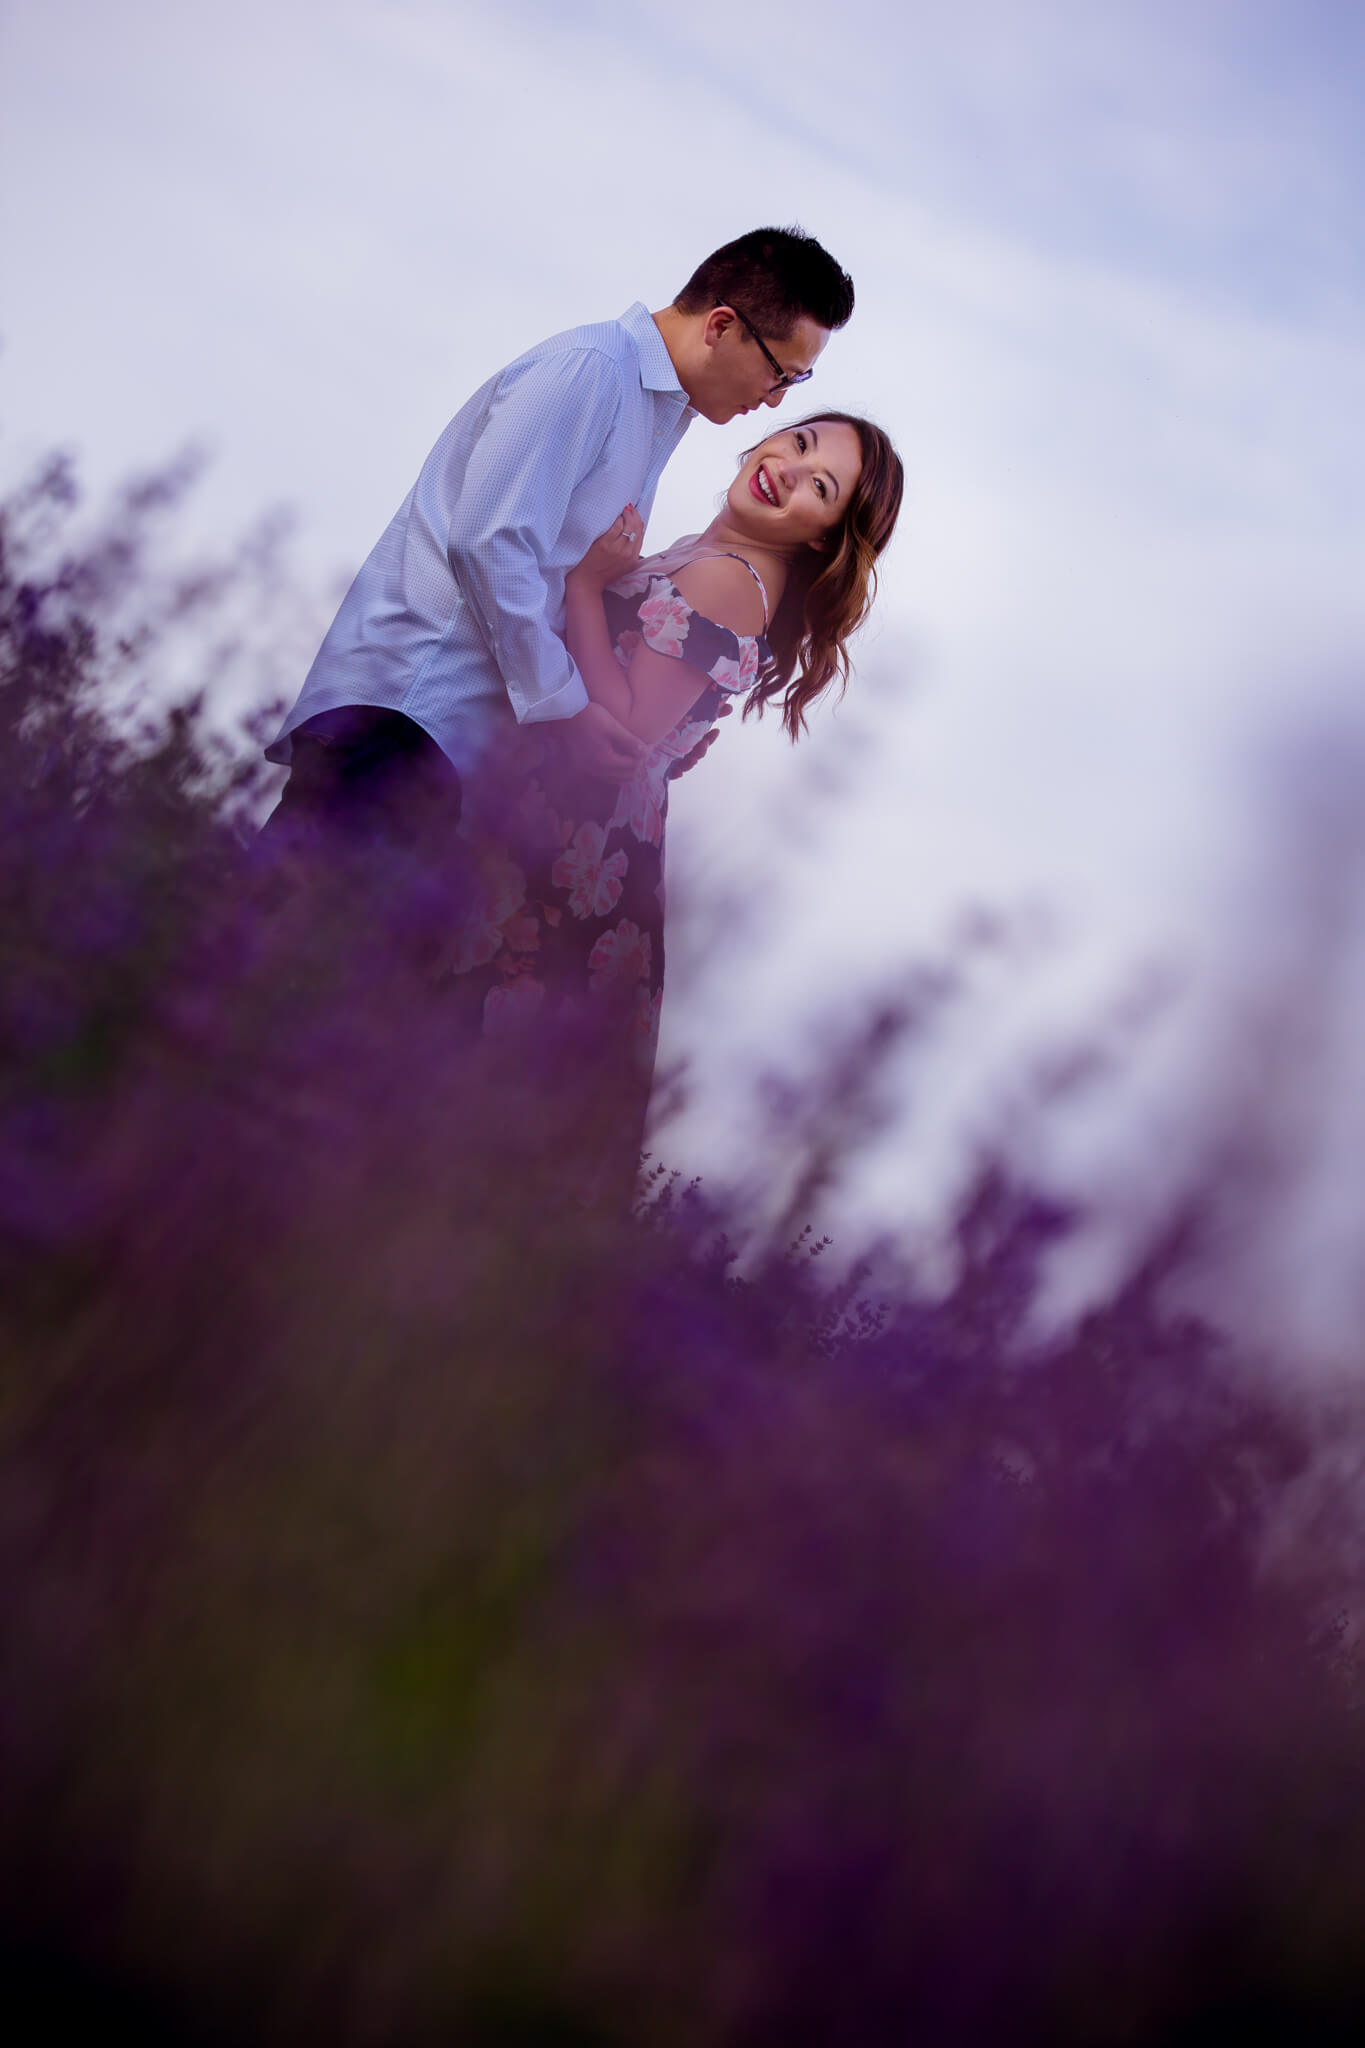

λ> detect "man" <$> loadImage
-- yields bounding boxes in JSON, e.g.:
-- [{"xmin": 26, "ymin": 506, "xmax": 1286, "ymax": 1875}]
[{"xmin": 262, "ymin": 226, "xmax": 855, "ymax": 847}]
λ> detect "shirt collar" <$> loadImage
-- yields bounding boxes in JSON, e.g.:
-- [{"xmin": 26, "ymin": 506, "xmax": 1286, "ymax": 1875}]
[{"xmin": 618, "ymin": 301, "xmax": 689, "ymax": 404}]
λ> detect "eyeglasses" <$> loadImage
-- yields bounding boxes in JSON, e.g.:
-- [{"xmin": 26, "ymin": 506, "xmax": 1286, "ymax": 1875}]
[{"xmin": 720, "ymin": 303, "xmax": 814, "ymax": 392}]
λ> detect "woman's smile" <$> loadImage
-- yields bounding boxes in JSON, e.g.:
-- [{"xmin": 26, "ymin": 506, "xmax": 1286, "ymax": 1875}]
[{"xmin": 728, "ymin": 421, "xmax": 865, "ymax": 554}]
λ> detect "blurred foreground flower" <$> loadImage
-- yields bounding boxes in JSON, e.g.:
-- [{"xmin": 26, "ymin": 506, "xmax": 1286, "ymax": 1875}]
[{"xmin": 2, "ymin": 458, "xmax": 1365, "ymax": 2045}]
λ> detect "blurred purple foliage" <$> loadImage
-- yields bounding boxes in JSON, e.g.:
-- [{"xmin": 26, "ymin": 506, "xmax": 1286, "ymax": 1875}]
[{"xmin": 2, "ymin": 458, "xmax": 1364, "ymax": 2045}]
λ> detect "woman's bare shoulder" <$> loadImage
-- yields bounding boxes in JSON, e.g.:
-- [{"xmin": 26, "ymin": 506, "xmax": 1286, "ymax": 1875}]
[{"xmin": 668, "ymin": 554, "xmax": 767, "ymax": 639}]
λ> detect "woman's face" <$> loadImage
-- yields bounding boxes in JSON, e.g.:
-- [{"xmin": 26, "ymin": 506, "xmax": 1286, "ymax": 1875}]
[{"xmin": 726, "ymin": 419, "xmax": 864, "ymax": 554}]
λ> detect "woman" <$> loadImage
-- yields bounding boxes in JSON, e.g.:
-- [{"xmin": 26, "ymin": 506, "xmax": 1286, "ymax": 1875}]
[{"xmin": 446, "ymin": 412, "xmax": 903, "ymax": 1190}]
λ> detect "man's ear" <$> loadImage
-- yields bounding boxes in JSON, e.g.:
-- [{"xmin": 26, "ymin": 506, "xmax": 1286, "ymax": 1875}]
[{"xmin": 701, "ymin": 304, "xmax": 737, "ymax": 349}]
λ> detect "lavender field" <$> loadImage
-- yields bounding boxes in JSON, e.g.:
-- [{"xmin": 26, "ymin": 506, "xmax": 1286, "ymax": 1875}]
[{"xmin": 2, "ymin": 459, "xmax": 1364, "ymax": 2045}]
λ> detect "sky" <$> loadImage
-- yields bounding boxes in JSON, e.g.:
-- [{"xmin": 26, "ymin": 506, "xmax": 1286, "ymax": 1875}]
[{"xmin": 3, "ymin": 0, "xmax": 1364, "ymax": 1351}]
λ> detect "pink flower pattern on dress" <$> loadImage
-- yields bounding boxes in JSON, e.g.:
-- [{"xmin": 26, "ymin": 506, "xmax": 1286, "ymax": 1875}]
[
  {"xmin": 588, "ymin": 919, "xmax": 652, "ymax": 997},
  {"xmin": 612, "ymin": 628, "xmax": 641, "ymax": 674},
  {"xmin": 638, "ymin": 582, "xmax": 692, "ymax": 657},
  {"xmin": 499, "ymin": 911, "xmax": 540, "ymax": 955},
  {"xmin": 606, "ymin": 708, "xmax": 710, "ymax": 851},
  {"xmin": 607, "ymin": 767, "xmax": 666, "ymax": 851},
  {"xmin": 552, "ymin": 820, "xmax": 628, "ymax": 920},
  {"xmin": 709, "ymin": 637, "xmax": 760, "ymax": 693},
  {"xmin": 446, "ymin": 845, "xmax": 527, "ymax": 974},
  {"xmin": 633, "ymin": 984, "xmax": 663, "ymax": 1065}
]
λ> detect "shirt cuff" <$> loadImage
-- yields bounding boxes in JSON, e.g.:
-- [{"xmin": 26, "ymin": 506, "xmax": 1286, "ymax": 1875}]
[{"xmin": 511, "ymin": 672, "xmax": 591, "ymax": 725}]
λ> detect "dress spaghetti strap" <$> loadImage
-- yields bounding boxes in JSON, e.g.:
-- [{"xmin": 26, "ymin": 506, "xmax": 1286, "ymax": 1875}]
[
  {"xmin": 720, "ymin": 553, "xmax": 771, "ymax": 631},
  {"xmin": 679, "ymin": 550, "xmax": 770, "ymax": 632}
]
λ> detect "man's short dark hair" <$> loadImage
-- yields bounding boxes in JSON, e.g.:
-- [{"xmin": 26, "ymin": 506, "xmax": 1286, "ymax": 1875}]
[{"xmin": 674, "ymin": 226, "xmax": 855, "ymax": 341}]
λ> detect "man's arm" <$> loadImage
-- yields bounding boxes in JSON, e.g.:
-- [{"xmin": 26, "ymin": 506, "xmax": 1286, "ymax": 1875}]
[
  {"xmin": 445, "ymin": 347, "xmax": 645, "ymax": 779},
  {"xmin": 447, "ymin": 348, "xmax": 625, "ymax": 726}
]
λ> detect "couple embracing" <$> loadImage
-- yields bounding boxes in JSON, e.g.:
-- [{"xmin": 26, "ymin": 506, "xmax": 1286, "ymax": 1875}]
[{"xmin": 264, "ymin": 226, "xmax": 903, "ymax": 1192}]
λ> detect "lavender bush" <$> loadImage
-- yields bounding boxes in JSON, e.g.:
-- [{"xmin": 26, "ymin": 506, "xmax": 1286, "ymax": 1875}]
[{"xmin": 2, "ymin": 458, "xmax": 1363, "ymax": 2045}]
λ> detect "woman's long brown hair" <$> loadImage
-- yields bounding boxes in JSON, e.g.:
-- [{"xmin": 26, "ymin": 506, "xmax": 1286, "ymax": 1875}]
[{"xmin": 743, "ymin": 412, "xmax": 904, "ymax": 739}]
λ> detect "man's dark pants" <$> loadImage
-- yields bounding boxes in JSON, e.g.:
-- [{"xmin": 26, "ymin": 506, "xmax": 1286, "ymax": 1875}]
[
  {"xmin": 260, "ymin": 706, "xmax": 464, "ymax": 854},
  {"xmin": 253, "ymin": 705, "xmax": 482, "ymax": 1018}
]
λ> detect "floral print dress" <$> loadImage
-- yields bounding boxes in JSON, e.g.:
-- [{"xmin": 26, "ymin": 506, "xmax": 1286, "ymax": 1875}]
[{"xmin": 444, "ymin": 545, "xmax": 771, "ymax": 1129}]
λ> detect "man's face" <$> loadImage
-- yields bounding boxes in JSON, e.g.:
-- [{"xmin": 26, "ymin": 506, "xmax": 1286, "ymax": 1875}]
[{"xmin": 688, "ymin": 309, "xmax": 831, "ymax": 426}]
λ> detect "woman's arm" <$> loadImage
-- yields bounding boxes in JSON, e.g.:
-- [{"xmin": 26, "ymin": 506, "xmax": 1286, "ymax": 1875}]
[
  {"xmin": 563, "ymin": 506, "xmax": 641, "ymax": 727},
  {"xmin": 566, "ymin": 518, "xmax": 766, "ymax": 748},
  {"xmin": 617, "ymin": 553, "xmax": 767, "ymax": 746}
]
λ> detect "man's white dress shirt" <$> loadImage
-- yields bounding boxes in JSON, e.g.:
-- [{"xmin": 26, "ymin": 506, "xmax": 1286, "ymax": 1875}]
[{"xmin": 266, "ymin": 303, "xmax": 695, "ymax": 780}]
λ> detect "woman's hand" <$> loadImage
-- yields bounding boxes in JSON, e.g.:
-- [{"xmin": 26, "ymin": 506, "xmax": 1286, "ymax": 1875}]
[{"xmin": 568, "ymin": 505, "xmax": 643, "ymax": 592}]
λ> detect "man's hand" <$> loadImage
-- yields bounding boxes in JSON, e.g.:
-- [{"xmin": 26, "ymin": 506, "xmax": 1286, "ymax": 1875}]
[
  {"xmin": 668, "ymin": 700, "xmax": 733, "ymax": 780},
  {"xmin": 560, "ymin": 700, "xmax": 646, "ymax": 782}
]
